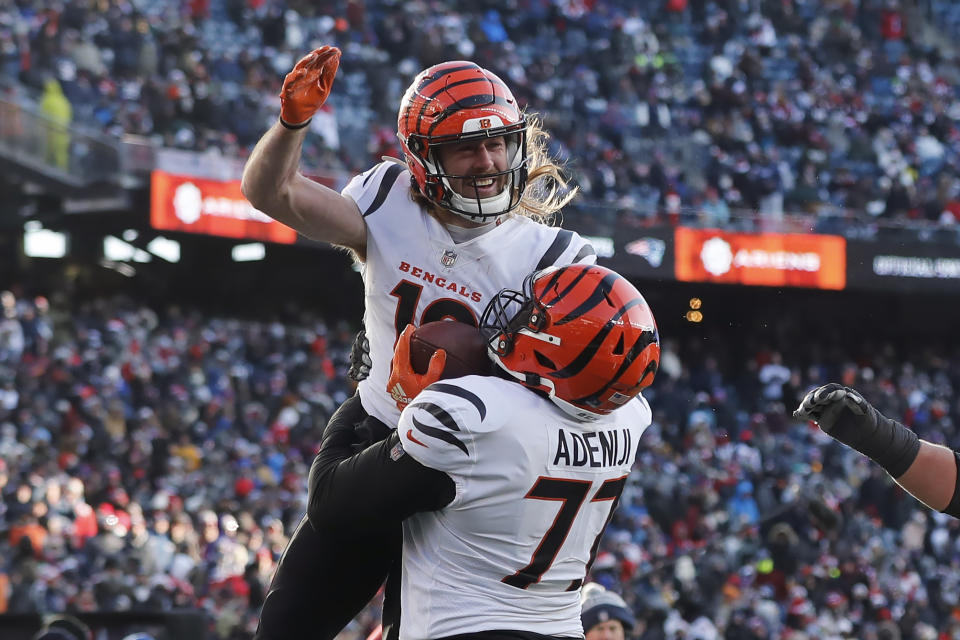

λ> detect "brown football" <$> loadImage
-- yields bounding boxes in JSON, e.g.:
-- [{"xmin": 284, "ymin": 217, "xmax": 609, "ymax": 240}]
[{"xmin": 409, "ymin": 321, "xmax": 492, "ymax": 379}]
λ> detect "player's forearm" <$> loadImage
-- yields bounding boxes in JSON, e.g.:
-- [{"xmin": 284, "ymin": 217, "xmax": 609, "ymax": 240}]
[
  {"xmin": 795, "ymin": 384, "xmax": 960, "ymax": 519},
  {"xmin": 307, "ymin": 433, "xmax": 455, "ymax": 534},
  {"xmin": 241, "ymin": 121, "xmax": 309, "ymax": 211},
  {"xmin": 894, "ymin": 441, "xmax": 958, "ymax": 511}
]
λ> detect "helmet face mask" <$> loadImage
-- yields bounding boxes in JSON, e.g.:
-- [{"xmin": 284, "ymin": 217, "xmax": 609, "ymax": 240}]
[
  {"xmin": 480, "ymin": 265, "xmax": 660, "ymax": 422},
  {"xmin": 482, "ymin": 270, "xmax": 548, "ymax": 358},
  {"xmin": 398, "ymin": 62, "xmax": 529, "ymax": 223}
]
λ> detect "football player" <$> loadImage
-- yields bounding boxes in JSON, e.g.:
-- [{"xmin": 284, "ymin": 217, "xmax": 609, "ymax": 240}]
[
  {"xmin": 795, "ymin": 383, "xmax": 960, "ymax": 519},
  {"xmin": 242, "ymin": 48, "xmax": 597, "ymax": 639},
  {"xmin": 308, "ymin": 264, "xmax": 660, "ymax": 638}
]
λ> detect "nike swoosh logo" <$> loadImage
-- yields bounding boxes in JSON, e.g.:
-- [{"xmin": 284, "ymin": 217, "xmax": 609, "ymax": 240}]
[{"xmin": 406, "ymin": 428, "xmax": 428, "ymax": 448}]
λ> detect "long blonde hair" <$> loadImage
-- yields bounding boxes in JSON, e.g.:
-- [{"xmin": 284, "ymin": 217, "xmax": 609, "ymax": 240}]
[{"xmin": 409, "ymin": 113, "xmax": 578, "ymax": 226}]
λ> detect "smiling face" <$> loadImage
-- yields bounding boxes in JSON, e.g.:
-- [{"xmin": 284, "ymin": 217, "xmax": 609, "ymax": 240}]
[{"xmin": 433, "ymin": 135, "xmax": 509, "ymax": 200}]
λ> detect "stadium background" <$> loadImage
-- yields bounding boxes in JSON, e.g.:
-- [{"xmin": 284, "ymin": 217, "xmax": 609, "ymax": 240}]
[{"xmin": 2, "ymin": 0, "xmax": 960, "ymax": 639}]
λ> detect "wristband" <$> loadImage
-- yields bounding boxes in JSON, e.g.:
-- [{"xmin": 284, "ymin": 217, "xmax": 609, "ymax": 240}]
[
  {"xmin": 853, "ymin": 407, "xmax": 920, "ymax": 478},
  {"xmin": 280, "ymin": 117, "xmax": 311, "ymax": 130}
]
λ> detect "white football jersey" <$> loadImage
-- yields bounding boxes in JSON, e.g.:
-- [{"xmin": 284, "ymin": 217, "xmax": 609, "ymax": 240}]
[
  {"xmin": 342, "ymin": 161, "xmax": 596, "ymax": 428},
  {"xmin": 395, "ymin": 376, "xmax": 652, "ymax": 639}
]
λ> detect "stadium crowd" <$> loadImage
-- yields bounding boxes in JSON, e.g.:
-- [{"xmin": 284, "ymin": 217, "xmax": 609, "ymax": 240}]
[
  {"xmin": 1, "ymin": 285, "xmax": 959, "ymax": 639},
  {"xmin": 4, "ymin": 0, "xmax": 960, "ymax": 232},
  {"xmin": 0, "ymin": 288, "xmax": 356, "ymax": 637},
  {"xmin": 4, "ymin": 0, "xmax": 960, "ymax": 638}
]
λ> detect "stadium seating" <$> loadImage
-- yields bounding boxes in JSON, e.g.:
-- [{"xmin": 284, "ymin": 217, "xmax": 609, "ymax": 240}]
[
  {"xmin": 3, "ymin": 1, "xmax": 960, "ymax": 638},
  {"xmin": 1, "ymin": 286, "xmax": 958, "ymax": 638},
  {"xmin": 2, "ymin": 0, "xmax": 960, "ymax": 233}
]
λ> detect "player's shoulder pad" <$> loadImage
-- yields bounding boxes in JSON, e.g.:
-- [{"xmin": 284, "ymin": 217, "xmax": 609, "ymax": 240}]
[
  {"xmin": 532, "ymin": 227, "xmax": 597, "ymax": 271},
  {"xmin": 398, "ymin": 376, "xmax": 505, "ymax": 472},
  {"xmin": 341, "ymin": 160, "xmax": 409, "ymax": 218},
  {"xmin": 622, "ymin": 392, "xmax": 653, "ymax": 432}
]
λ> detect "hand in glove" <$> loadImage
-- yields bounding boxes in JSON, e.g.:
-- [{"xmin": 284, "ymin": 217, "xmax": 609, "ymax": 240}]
[
  {"xmin": 348, "ymin": 329, "xmax": 372, "ymax": 382},
  {"xmin": 794, "ymin": 383, "xmax": 919, "ymax": 477},
  {"xmin": 279, "ymin": 46, "xmax": 341, "ymax": 128},
  {"xmin": 386, "ymin": 325, "xmax": 445, "ymax": 410}
]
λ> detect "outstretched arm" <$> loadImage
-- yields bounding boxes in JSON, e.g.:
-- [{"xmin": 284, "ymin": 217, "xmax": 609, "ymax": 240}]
[
  {"xmin": 240, "ymin": 46, "xmax": 367, "ymax": 255},
  {"xmin": 795, "ymin": 383, "xmax": 960, "ymax": 517}
]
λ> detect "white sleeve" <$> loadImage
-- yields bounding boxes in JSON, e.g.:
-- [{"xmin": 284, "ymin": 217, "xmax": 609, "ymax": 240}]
[
  {"xmin": 341, "ymin": 161, "xmax": 408, "ymax": 218},
  {"xmin": 397, "ymin": 379, "xmax": 492, "ymax": 475}
]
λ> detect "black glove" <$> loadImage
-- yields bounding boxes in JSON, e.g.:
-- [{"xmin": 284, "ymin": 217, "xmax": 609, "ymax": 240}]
[
  {"xmin": 348, "ymin": 329, "xmax": 372, "ymax": 381},
  {"xmin": 794, "ymin": 383, "xmax": 919, "ymax": 478}
]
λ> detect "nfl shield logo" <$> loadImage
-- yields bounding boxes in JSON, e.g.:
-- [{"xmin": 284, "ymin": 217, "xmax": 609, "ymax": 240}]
[{"xmin": 441, "ymin": 249, "xmax": 458, "ymax": 267}]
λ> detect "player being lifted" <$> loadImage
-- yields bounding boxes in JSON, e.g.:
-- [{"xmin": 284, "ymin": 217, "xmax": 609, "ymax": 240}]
[
  {"xmin": 241, "ymin": 47, "xmax": 597, "ymax": 639},
  {"xmin": 308, "ymin": 263, "xmax": 660, "ymax": 639}
]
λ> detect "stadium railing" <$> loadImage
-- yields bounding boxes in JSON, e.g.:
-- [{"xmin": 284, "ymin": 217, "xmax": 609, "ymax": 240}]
[{"xmin": 0, "ymin": 95, "xmax": 124, "ymax": 188}]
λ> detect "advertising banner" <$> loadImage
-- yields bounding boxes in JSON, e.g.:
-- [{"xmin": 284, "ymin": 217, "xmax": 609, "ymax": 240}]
[
  {"xmin": 674, "ymin": 228, "xmax": 846, "ymax": 290},
  {"xmin": 846, "ymin": 239, "xmax": 960, "ymax": 292},
  {"xmin": 599, "ymin": 228, "xmax": 674, "ymax": 282},
  {"xmin": 150, "ymin": 171, "xmax": 298, "ymax": 244}
]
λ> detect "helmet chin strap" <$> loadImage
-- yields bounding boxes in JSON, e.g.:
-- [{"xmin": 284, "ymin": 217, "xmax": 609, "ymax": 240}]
[
  {"xmin": 441, "ymin": 178, "xmax": 512, "ymax": 223},
  {"xmin": 432, "ymin": 139, "xmax": 525, "ymax": 223}
]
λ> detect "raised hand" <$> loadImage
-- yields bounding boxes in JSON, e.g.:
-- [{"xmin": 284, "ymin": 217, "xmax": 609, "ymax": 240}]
[{"xmin": 279, "ymin": 46, "xmax": 341, "ymax": 127}]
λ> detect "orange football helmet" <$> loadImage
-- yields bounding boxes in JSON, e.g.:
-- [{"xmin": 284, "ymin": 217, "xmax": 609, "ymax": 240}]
[
  {"xmin": 397, "ymin": 61, "xmax": 528, "ymax": 222},
  {"xmin": 480, "ymin": 264, "xmax": 660, "ymax": 421}
]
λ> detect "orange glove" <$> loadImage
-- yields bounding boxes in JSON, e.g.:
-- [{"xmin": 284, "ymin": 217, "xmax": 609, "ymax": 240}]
[
  {"xmin": 387, "ymin": 325, "xmax": 446, "ymax": 410},
  {"xmin": 279, "ymin": 46, "xmax": 341, "ymax": 127}
]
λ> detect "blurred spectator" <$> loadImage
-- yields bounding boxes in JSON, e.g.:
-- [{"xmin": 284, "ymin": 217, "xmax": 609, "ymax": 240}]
[
  {"xmin": 0, "ymin": 290, "xmax": 351, "ymax": 635},
  {"xmin": 2, "ymin": 0, "xmax": 960, "ymax": 234},
  {"xmin": 39, "ymin": 77, "xmax": 72, "ymax": 169},
  {"xmin": 0, "ymin": 284, "xmax": 956, "ymax": 638},
  {"xmin": 581, "ymin": 582, "xmax": 636, "ymax": 640},
  {"xmin": 698, "ymin": 187, "xmax": 730, "ymax": 228},
  {"xmin": 3, "ymin": 1, "xmax": 960, "ymax": 637}
]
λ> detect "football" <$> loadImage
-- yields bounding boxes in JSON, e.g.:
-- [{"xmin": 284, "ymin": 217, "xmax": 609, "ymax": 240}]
[{"xmin": 409, "ymin": 320, "xmax": 492, "ymax": 379}]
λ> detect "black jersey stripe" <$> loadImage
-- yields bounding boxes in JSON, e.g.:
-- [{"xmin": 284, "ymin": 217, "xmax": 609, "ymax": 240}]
[
  {"xmin": 411, "ymin": 415, "xmax": 468, "ymax": 455},
  {"xmin": 536, "ymin": 229, "xmax": 575, "ymax": 271},
  {"xmin": 408, "ymin": 401, "xmax": 464, "ymax": 431},
  {"xmin": 553, "ymin": 271, "xmax": 621, "ymax": 326},
  {"xmin": 361, "ymin": 164, "xmax": 404, "ymax": 218},
  {"xmin": 425, "ymin": 383, "xmax": 487, "ymax": 420},
  {"xmin": 573, "ymin": 242, "xmax": 596, "ymax": 263}
]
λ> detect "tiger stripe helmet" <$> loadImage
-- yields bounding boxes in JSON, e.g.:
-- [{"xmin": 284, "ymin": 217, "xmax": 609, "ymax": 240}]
[
  {"xmin": 397, "ymin": 61, "xmax": 528, "ymax": 222},
  {"xmin": 480, "ymin": 264, "xmax": 660, "ymax": 422}
]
